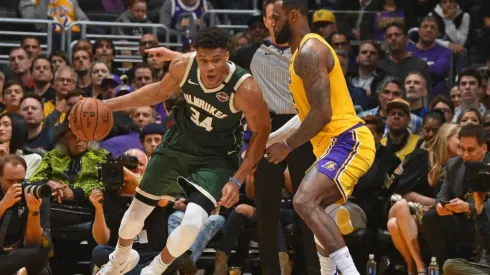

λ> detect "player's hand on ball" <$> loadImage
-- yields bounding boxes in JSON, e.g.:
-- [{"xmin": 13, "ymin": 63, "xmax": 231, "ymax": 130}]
[
  {"xmin": 220, "ymin": 182, "xmax": 239, "ymax": 208},
  {"xmin": 145, "ymin": 47, "xmax": 180, "ymax": 62},
  {"xmin": 266, "ymin": 142, "xmax": 290, "ymax": 164}
]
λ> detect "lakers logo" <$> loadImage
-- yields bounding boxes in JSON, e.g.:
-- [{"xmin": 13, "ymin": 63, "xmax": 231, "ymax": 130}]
[{"xmin": 322, "ymin": 161, "xmax": 336, "ymax": 171}]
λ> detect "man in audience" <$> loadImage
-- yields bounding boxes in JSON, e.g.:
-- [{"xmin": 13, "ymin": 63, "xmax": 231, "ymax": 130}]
[
  {"xmin": 72, "ymin": 49, "xmax": 92, "ymax": 96},
  {"xmin": 93, "ymin": 39, "xmax": 116, "ymax": 73},
  {"xmin": 452, "ymin": 68, "xmax": 486, "ymax": 122},
  {"xmin": 21, "ymin": 37, "xmax": 41, "ymax": 61},
  {"xmin": 101, "ymin": 74, "xmax": 122, "ymax": 99},
  {"xmin": 31, "ymin": 56, "xmax": 55, "ymax": 103},
  {"xmin": 312, "ymin": 8, "xmax": 337, "ymax": 40},
  {"xmin": 147, "ymin": 51, "xmax": 166, "ymax": 82},
  {"xmin": 336, "ymin": 50, "xmax": 367, "ymax": 111},
  {"xmin": 407, "ymin": 16, "xmax": 452, "ymax": 96},
  {"xmin": 139, "ymin": 34, "xmax": 159, "ymax": 59},
  {"xmin": 74, "ymin": 39, "xmax": 93, "ymax": 55},
  {"xmin": 381, "ymin": 98, "xmax": 420, "ymax": 161},
  {"xmin": 133, "ymin": 64, "xmax": 154, "ymax": 89},
  {"xmin": 378, "ymin": 23, "xmax": 432, "ymax": 92},
  {"xmin": 423, "ymin": 124, "xmax": 490, "ymax": 268},
  {"xmin": 0, "ymin": 155, "xmax": 50, "ymax": 275},
  {"xmin": 20, "ymin": 95, "xmax": 52, "ymax": 151},
  {"xmin": 330, "ymin": 32, "xmax": 350, "ymax": 55},
  {"xmin": 131, "ymin": 106, "xmax": 156, "ymax": 130},
  {"xmin": 140, "ymin": 123, "xmax": 165, "ymax": 158},
  {"xmin": 246, "ymin": 14, "xmax": 269, "ymax": 43},
  {"xmin": 3, "ymin": 80, "xmax": 25, "ymax": 113},
  {"xmin": 158, "ymin": 0, "xmax": 216, "ymax": 33},
  {"xmin": 405, "ymin": 72, "xmax": 429, "ymax": 118},
  {"xmin": 359, "ymin": 77, "xmax": 423, "ymax": 135},
  {"xmin": 9, "ymin": 47, "xmax": 33, "ymax": 91},
  {"xmin": 43, "ymin": 67, "xmax": 77, "ymax": 125}
]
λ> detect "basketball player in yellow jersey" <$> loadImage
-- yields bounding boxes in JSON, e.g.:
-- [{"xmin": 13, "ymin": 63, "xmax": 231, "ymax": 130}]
[{"xmin": 266, "ymin": 1, "xmax": 375, "ymax": 274}]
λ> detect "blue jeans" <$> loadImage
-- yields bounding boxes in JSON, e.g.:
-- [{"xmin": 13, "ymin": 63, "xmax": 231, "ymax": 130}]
[{"xmin": 168, "ymin": 210, "xmax": 226, "ymax": 263}]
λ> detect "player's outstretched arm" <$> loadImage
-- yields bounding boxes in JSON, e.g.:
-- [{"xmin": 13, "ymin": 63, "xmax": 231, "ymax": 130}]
[
  {"xmin": 234, "ymin": 78, "xmax": 272, "ymax": 182},
  {"xmin": 266, "ymin": 115, "xmax": 301, "ymax": 148},
  {"xmin": 105, "ymin": 54, "xmax": 188, "ymax": 112},
  {"xmin": 145, "ymin": 47, "xmax": 183, "ymax": 62},
  {"xmin": 285, "ymin": 41, "xmax": 332, "ymax": 150}
]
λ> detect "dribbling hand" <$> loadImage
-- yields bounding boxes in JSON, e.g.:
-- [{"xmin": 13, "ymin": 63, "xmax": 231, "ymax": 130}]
[
  {"xmin": 220, "ymin": 182, "xmax": 239, "ymax": 208},
  {"xmin": 266, "ymin": 142, "xmax": 291, "ymax": 164}
]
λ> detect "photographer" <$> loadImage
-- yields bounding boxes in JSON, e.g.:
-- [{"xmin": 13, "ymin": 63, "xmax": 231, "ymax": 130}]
[
  {"xmin": 423, "ymin": 124, "xmax": 490, "ymax": 268},
  {"xmin": 0, "ymin": 155, "xmax": 50, "ymax": 275},
  {"xmin": 90, "ymin": 149, "xmax": 169, "ymax": 275}
]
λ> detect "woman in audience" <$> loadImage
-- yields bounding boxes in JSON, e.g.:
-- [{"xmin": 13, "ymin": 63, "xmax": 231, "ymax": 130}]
[
  {"xmin": 449, "ymin": 85, "xmax": 461, "ymax": 108},
  {"xmin": 90, "ymin": 61, "xmax": 110, "ymax": 99},
  {"xmin": 457, "ymin": 107, "xmax": 482, "ymax": 126},
  {"xmin": 418, "ymin": 110, "xmax": 446, "ymax": 148},
  {"xmin": 231, "ymin": 32, "xmax": 250, "ymax": 50},
  {"xmin": 49, "ymin": 50, "xmax": 70, "ymax": 73},
  {"xmin": 430, "ymin": 95, "xmax": 455, "ymax": 124},
  {"xmin": 387, "ymin": 123, "xmax": 460, "ymax": 275},
  {"xmin": 0, "ymin": 112, "xmax": 42, "ymax": 178}
]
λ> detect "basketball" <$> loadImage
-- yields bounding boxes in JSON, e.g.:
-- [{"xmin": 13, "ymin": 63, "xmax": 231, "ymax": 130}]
[{"xmin": 68, "ymin": 98, "xmax": 113, "ymax": 141}]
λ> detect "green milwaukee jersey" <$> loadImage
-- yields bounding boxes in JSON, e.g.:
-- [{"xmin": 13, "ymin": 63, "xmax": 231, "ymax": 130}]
[{"xmin": 173, "ymin": 52, "xmax": 252, "ymax": 155}]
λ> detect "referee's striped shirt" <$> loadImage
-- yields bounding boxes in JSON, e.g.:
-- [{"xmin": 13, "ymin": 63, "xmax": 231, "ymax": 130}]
[{"xmin": 230, "ymin": 41, "xmax": 296, "ymax": 115}]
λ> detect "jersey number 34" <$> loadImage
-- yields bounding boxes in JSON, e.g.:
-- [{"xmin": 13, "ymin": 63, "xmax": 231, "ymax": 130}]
[{"xmin": 190, "ymin": 106, "xmax": 213, "ymax": 132}]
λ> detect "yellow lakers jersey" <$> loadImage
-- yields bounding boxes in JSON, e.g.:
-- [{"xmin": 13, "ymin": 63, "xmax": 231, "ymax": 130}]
[
  {"xmin": 289, "ymin": 33, "xmax": 362, "ymax": 157},
  {"xmin": 34, "ymin": 0, "xmax": 80, "ymax": 32}
]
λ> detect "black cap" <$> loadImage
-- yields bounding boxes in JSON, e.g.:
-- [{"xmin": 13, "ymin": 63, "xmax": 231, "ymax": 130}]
[
  {"xmin": 247, "ymin": 14, "xmax": 264, "ymax": 27},
  {"xmin": 139, "ymin": 123, "xmax": 166, "ymax": 140}
]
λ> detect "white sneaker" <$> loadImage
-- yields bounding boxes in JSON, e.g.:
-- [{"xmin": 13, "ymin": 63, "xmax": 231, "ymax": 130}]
[
  {"xmin": 140, "ymin": 265, "xmax": 160, "ymax": 275},
  {"xmin": 97, "ymin": 249, "xmax": 140, "ymax": 275}
]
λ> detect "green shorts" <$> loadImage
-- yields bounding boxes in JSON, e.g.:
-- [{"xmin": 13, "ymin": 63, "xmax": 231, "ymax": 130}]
[{"xmin": 136, "ymin": 127, "xmax": 238, "ymax": 207}]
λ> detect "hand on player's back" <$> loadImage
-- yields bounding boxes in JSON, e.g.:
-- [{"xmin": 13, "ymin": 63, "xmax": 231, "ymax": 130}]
[
  {"xmin": 220, "ymin": 181, "xmax": 239, "ymax": 208},
  {"xmin": 145, "ymin": 47, "xmax": 180, "ymax": 62}
]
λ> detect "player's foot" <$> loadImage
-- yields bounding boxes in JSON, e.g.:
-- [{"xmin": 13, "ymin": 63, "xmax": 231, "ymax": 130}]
[
  {"xmin": 97, "ymin": 249, "xmax": 139, "ymax": 275},
  {"xmin": 336, "ymin": 206, "xmax": 354, "ymax": 235}
]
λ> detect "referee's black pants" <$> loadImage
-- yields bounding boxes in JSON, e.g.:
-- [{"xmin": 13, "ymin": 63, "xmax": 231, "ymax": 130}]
[{"xmin": 255, "ymin": 114, "xmax": 320, "ymax": 275}]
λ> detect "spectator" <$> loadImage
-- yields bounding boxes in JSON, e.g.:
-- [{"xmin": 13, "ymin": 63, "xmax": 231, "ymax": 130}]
[
  {"xmin": 90, "ymin": 61, "xmax": 110, "ymax": 100},
  {"xmin": 139, "ymin": 123, "xmax": 165, "ymax": 157},
  {"xmin": 49, "ymin": 50, "xmax": 70, "ymax": 73},
  {"xmin": 9, "ymin": 48, "xmax": 33, "ymax": 91},
  {"xmin": 449, "ymin": 85, "xmax": 462, "ymax": 108},
  {"xmin": 21, "ymin": 37, "xmax": 41, "ymax": 61},
  {"xmin": 474, "ymin": 5, "xmax": 490, "ymax": 64},
  {"xmin": 312, "ymin": 9, "xmax": 337, "ymax": 40},
  {"xmin": 231, "ymin": 32, "xmax": 251, "ymax": 50},
  {"xmin": 430, "ymin": 95, "xmax": 455, "ymax": 123},
  {"xmin": 0, "ymin": 155, "xmax": 50, "ymax": 275},
  {"xmin": 423, "ymin": 124, "xmax": 490, "ymax": 268},
  {"xmin": 133, "ymin": 64, "xmax": 153, "ymax": 89},
  {"xmin": 381, "ymin": 98, "xmax": 421, "ymax": 161},
  {"xmin": 100, "ymin": 111, "xmax": 144, "ymax": 157},
  {"xmin": 3, "ymin": 81, "xmax": 25, "ymax": 114},
  {"xmin": 44, "ymin": 66, "xmax": 77, "ymax": 125},
  {"xmin": 147, "ymin": 51, "xmax": 166, "ymax": 82},
  {"xmin": 429, "ymin": 0, "xmax": 470, "ymax": 55},
  {"xmin": 457, "ymin": 107, "xmax": 482, "ymax": 126},
  {"xmin": 30, "ymin": 113, "xmax": 110, "ymax": 226},
  {"xmin": 131, "ymin": 106, "xmax": 156, "ymax": 130},
  {"xmin": 453, "ymin": 68, "xmax": 486, "ymax": 122},
  {"xmin": 362, "ymin": 0, "xmax": 415, "ymax": 41},
  {"xmin": 404, "ymin": 72, "xmax": 429, "ymax": 118},
  {"xmin": 74, "ymin": 39, "xmax": 93, "ymax": 55},
  {"xmin": 407, "ymin": 16, "xmax": 452, "ymax": 96},
  {"xmin": 378, "ymin": 23, "xmax": 432, "ymax": 92},
  {"xmin": 330, "ymin": 32, "xmax": 350, "ymax": 55},
  {"xmin": 90, "ymin": 149, "xmax": 169, "ymax": 274},
  {"xmin": 388, "ymin": 123, "xmax": 459, "ymax": 275},
  {"xmin": 0, "ymin": 112, "xmax": 43, "ymax": 178},
  {"xmin": 159, "ymin": 0, "xmax": 216, "ymax": 32},
  {"xmin": 358, "ymin": 77, "xmax": 423, "ymax": 135},
  {"xmin": 336, "ymin": 50, "xmax": 368, "ymax": 111},
  {"xmin": 113, "ymin": 0, "xmax": 152, "ymax": 36},
  {"xmin": 20, "ymin": 95, "xmax": 53, "ymax": 151},
  {"xmin": 19, "ymin": 0, "xmax": 89, "ymax": 32},
  {"xmin": 115, "ymin": 85, "xmax": 135, "ymax": 98},
  {"xmin": 420, "ymin": 110, "xmax": 447, "ymax": 149},
  {"xmin": 72, "ymin": 49, "xmax": 93, "ymax": 96},
  {"xmin": 93, "ymin": 39, "xmax": 116, "ymax": 74},
  {"xmin": 139, "ymin": 33, "xmax": 159, "ymax": 59},
  {"xmin": 246, "ymin": 14, "xmax": 269, "ymax": 43},
  {"xmin": 100, "ymin": 74, "xmax": 122, "ymax": 100},
  {"xmin": 31, "ymin": 56, "xmax": 55, "ymax": 104}
]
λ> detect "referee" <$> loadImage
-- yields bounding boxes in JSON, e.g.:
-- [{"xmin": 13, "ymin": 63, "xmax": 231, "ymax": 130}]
[{"xmin": 230, "ymin": 1, "xmax": 320, "ymax": 274}]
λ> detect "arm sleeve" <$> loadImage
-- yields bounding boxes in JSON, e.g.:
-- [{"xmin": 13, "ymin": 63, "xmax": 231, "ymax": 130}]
[
  {"xmin": 266, "ymin": 115, "xmax": 301, "ymax": 148},
  {"xmin": 444, "ymin": 13, "xmax": 470, "ymax": 45},
  {"xmin": 19, "ymin": 0, "xmax": 49, "ymax": 19},
  {"xmin": 73, "ymin": 0, "xmax": 89, "ymax": 21}
]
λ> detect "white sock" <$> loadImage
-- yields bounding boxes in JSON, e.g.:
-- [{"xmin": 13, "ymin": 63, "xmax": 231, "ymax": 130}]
[
  {"xmin": 149, "ymin": 253, "xmax": 170, "ymax": 273},
  {"xmin": 330, "ymin": 247, "xmax": 359, "ymax": 275},
  {"xmin": 318, "ymin": 253, "xmax": 337, "ymax": 275},
  {"xmin": 112, "ymin": 243, "xmax": 131, "ymax": 264}
]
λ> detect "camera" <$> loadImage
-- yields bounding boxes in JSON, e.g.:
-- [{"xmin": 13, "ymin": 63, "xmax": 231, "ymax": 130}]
[
  {"xmin": 98, "ymin": 154, "xmax": 139, "ymax": 192},
  {"xmin": 465, "ymin": 161, "xmax": 490, "ymax": 192},
  {"xmin": 21, "ymin": 180, "xmax": 52, "ymax": 199}
]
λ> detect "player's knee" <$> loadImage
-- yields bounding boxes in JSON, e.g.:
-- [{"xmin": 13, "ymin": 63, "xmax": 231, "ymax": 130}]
[
  {"xmin": 387, "ymin": 218, "xmax": 399, "ymax": 233},
  {"xmin": 293, "ymin": 192, "xmax": 314, "ymax": 216},
  {"xmin": 119, "ymin": 208, "xmax": 146, "ymax": 239}
]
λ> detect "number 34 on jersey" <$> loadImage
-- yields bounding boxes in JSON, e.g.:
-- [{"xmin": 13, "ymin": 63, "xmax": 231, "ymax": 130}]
[{"xmin": 184, "ymin": 93, "xmax": 229, "ymax": 132}]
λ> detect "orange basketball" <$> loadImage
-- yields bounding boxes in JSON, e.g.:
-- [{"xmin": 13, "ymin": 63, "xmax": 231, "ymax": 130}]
[{"xmin": 68, "ymin": 98, "xmax": 113, "ymax": 141}]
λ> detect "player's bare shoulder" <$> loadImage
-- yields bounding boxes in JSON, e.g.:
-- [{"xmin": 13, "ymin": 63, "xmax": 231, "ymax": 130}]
[
  {"xmin": 167, "ymin": 52, "xmax": 194, "ymax": 81},
  {"xmin": 294, "ymin": 38, "xmax": 334, "ymax": 81},
  {"xmin": 234, "ymin": 77, "xmax": 265, "ymax": 112}
]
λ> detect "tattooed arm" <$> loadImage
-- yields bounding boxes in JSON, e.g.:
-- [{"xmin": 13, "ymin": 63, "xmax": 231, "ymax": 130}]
[{"xmin": 285, "ymin": 40, "xmax": 333, "ymax": 150}]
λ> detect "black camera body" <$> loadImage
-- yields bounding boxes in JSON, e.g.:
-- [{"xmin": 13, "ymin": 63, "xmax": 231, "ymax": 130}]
[
  {"xmin": 21, "ymin": 180, "xmax": 52, "ymax": 199},
  {"xmin": 465, "ymin": 161, "xmax": 490, "ymax": 192},
  {"xmin": 98, "ymin": 154, "xmax": 139, "ymax": 192}
]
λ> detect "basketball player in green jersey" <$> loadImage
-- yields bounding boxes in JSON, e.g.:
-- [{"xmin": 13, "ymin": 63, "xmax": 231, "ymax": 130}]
[{"xmin": 96, "ymin": 27, "xmax": 271, "ymax": 275}]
